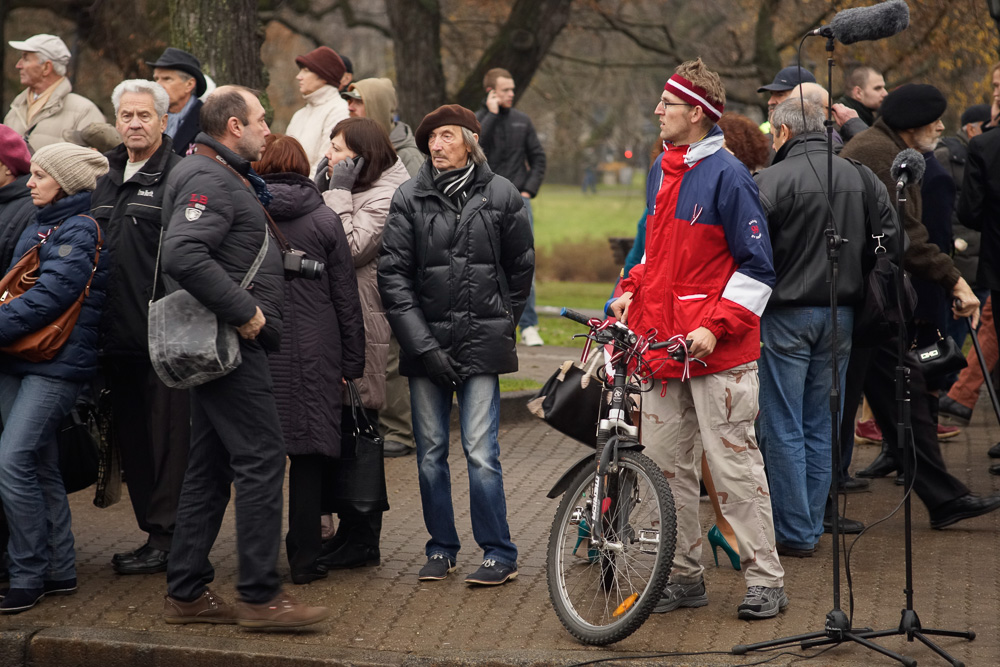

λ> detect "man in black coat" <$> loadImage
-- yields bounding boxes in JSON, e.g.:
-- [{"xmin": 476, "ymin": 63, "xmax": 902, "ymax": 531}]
[
  {"xmin": 379, "ymin": 104, "xmax": 533, "ymax": 587},
  {"xmin": 90, "ymin": 79, "xmax": 189, "ymax": 575},
  {"xmin": 476, "ymin": 68, "xmax": 546, "ymax": 346},
  {"xmin": 148, "ymin": 48, "xmax": 206, "ymax": 156},
  {"xmin": 0, "ymin": 124, "xmax": 35, "ymax": 272},
  {"xmin": 159, "ymin": 85, "xmax": 328, "ymax": 629},
  {"xmin": 960, "ymin": 107, "xmax": 1000, "ymax": 476}
]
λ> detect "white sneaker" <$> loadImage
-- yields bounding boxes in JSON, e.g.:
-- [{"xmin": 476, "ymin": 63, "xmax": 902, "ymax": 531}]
[{"xmin": 521, "ymin": 326, "xmax": 544, "ymax": 347}]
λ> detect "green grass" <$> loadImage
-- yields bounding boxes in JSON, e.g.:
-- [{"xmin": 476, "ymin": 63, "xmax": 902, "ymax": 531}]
[
  {"xmin": 498, "ymin": 377, "xmax": 543, "ymax": 393},
  {"xmin": 532, "ymin": 184, "xmax": 645, "ymax": 251},
  {"xmin": 536, "ymin": 281, "xmax": 615, "ymax": 310}
]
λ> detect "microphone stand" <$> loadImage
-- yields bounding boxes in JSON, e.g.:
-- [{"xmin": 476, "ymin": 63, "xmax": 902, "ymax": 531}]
[
  {"xmin": 828, "ymin": 176, "xmax": 976, "ymax": 667},
  {"xmin": 733, "ymin": 36, "xmax": 914, "ymax": 667}
]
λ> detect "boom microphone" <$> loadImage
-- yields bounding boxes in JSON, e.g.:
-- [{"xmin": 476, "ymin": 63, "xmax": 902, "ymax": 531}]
[
  {"xmin": 809, "ymin": 0, "xmax": 910, "ymax": 44},
  {"xmin": 890, "ymin": 148, "xmax": 926, "ymax": 190}
]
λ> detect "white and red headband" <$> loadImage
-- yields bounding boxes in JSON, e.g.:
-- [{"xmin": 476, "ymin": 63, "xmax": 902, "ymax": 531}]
[{"xmin": 664, "ymin": 74, "xmax": 724, "ymax": 122}]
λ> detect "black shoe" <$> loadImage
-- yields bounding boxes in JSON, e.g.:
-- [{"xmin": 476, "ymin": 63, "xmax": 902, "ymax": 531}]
[
  {"xmin": 838, "ymin": 476, "xmax": 870, "ymax": 494},
  {"xmin": 0, "ymin": 587, "xmax": 43, "ymax": 614},
  {"xmin": 43, "ymin": 577, "xmax": 77, "ymax": 596},
  {"xmin": 317, "ymin": 544, "xmax": 380, "ymax": 570},
  {"xmin": 113, "ymin": 547, "xmax": 168, "ymax": 574},
  {"xmin": 464, "ymin": 559, "xmax": 518, "ymax": 586},
  {"xmin": 929, "ymin": 494, "xmax": 1000, "ymax": 529},
  {"xmin": 290, "ymin": 563, "xmax": 328, "ymax": 585},
  {"xmin": 895, "ymin": 473, "xmax": 905, "ymax": 486},
  {"xmin": 856, "ymin": 444, "xmax": 898, "ymax": 479},
  {"xmin": 418, "ymin": 554, "xmax": 456, "ymax": 581},
  {"xmin": 824, "ymin": 515, "xmax": 864, "ymax": 534},
  {"xmin": 112, "ymin": 542, "xmax": 151, "ymax": 566},
  {"xmin": 776, "ymin": 542, "xmax": 815, "ymax": 558},
  {"xmin": 938, "ymin": 395, "xmax": 972, "ymax": 426},
  {"xmin": 383, "ymin": 440, "xmax": 414, "ymax": 458},
  {"xmin": 989, "ymin": 442, "xmax": 1000, "ymax": 459},
  {"xmin": 990, "ymin": 463, "xmax": 1000, "ymax": 476}
]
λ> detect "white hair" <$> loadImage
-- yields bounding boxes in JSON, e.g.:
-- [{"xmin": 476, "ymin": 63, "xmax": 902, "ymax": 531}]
[
  {"xmin": 34, "ymin": 54, "xmax": 67, "ymax": 77},
  {"xmin": 461, "ymin": 127, "xmax": 487, "ymax": 165},
  {"xmin": 112, "ymin": 79, "xmax": 170, "ymax": 118}
]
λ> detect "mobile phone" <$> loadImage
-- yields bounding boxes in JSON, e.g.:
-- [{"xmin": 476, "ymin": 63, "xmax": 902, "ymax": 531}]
[{"xmin": 351, "ymin": 156, "xmax": 361, "ymax": 166}]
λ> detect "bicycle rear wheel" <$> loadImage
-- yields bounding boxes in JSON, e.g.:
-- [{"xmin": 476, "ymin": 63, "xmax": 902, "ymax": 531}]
[{"xmin": 547, "ymin": 449, "xmax": 676, "ymax": 645}]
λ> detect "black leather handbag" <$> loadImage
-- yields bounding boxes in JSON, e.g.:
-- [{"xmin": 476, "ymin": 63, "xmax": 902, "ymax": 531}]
[
  {"xmin": 326, "ymin": 379, "xmax": 390, "ymax": 514},
  {"xmin": 57, "ymin": 395, "xmax": 100, "ymax": 494},
  {"xmin": 909, "ymin": 331, "xmax": 967, "ymax": 380},
  {"xmin": 527, "ymin": 353, "xmax": 605, "ymax": 448}
]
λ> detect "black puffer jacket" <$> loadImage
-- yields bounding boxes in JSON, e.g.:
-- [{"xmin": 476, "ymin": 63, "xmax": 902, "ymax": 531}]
[
  {"xmin": 378, "ymin": 160, "xmax": 534, "ymax": 377},
  {"xmin": 475, "ymin": 106, "xmax": 547, "ymax": 197},
  {"xmin": 0, "ymin": 175, "xmax": 35, "ymax": 273},
  {"xmin": 160, "ymin": 133, "xmax": 284, "ymax": 351},
  {"xmin": 263, "ymin": 172, "xmax": 365, "ymax": 458},
  {"xmin": 754, "ymin": 132, "xmax": 900, "ymax": 307},
  {"xmin": 91, "ymin": 136, "xmax": 181, "ymax": 358}
]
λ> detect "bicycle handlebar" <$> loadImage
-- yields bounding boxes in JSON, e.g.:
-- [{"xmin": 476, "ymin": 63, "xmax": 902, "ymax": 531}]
[{"xmin": 560, "ymin": 307, "xmax": 592, "ymax": 325}]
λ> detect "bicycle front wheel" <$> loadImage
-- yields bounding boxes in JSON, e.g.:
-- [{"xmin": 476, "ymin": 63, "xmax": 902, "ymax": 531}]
[{"xmin": 547, "ymin": 449, "xmax": 676, "ymax": 645}]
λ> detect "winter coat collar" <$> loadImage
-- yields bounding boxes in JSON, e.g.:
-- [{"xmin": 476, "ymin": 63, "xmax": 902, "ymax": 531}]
[
  {"xmin": 193, "ymin": 132, "xmax": 251, "ymax": 176},
  {"xmin": 36, "ymin": 191, "xmax": 93, "ymax": 227},
  {"xmin": 262, "ymin": 172, "xmax": 323, "ymax": 220},
  {"xmin": 0, "ymin": 175, "xmax": 31, "ymax": 205},
  {"xmin": 666, "ymin": 124, "xmax": 726, "ymax": 167},
  {"xmin": 772, "ymin": 132, "xmax": 828, "ymax": 164},
  {"xmin": 303, "ymin": 84, "xmax": 340, "ymax": 108},
  {"xmin": 104, "ymin": 135, "xmax": 176, "ymax": 188}
]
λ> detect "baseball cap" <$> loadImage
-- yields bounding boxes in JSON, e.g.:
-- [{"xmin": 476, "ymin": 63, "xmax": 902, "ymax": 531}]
[
  {"xmin": 757, "ymin": 66, "xmax": 816, "ymax": 93},
  {"xmin": 8, "ymin": 34, "xmax": 71, "ymax": 66},
  {"xmin": 340, "ymin": 86, "xmax": 362, "ymax": 102}
]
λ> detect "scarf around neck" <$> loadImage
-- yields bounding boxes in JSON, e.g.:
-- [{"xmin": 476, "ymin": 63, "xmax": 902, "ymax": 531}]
[{"xmin": 433, "ymin": 160, "xmax": 476, "ymax": 207}]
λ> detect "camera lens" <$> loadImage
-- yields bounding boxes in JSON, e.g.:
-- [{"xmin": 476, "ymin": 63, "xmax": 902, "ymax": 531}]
[{"xmin": 300, "ymin": 259, "xmax": 325, "ymax": 280}]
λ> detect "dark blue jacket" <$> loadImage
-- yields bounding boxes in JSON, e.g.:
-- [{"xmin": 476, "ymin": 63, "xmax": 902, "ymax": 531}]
[
  {"xmin": 0, "ymin": 192, "xmax": 109, "ymax": 381},
  {"xmin": 0, "ymin": 175, "xmax": 36, "ymax": 273}
]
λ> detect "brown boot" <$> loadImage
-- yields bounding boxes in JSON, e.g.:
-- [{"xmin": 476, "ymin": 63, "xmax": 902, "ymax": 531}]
[
  {"xmin": 164, "ymin": 588, "xmax": 237, "ymax": 624},
  {"xmin": 236, "ymin": 591, "xmax": 330, "ymax": 630}
]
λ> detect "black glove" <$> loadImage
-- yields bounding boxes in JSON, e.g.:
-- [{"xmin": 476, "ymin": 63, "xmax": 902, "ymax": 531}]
[
  {"xmin": 422, "ymin": 348, "xmax": 461, "ymax": 388},
  {"xmin": 330, "ymin": 156, "xmax": 365, "ymax": 191}
]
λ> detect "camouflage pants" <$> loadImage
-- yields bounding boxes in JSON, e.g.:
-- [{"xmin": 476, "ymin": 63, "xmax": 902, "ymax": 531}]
[{"xmin": 640, "ymin": 362, "xmax": 784, "ymax": 588}]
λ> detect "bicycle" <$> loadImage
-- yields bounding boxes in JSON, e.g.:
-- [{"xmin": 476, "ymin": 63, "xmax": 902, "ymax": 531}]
[{"xmin": 546, "ymin": 307, "xmax": 691, "ymax": 645}]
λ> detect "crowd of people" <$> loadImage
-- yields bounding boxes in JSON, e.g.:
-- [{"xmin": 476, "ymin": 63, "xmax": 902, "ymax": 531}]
[{"xmin": 1, "ymin": 26, "xmax": 999, "ymax": 633}]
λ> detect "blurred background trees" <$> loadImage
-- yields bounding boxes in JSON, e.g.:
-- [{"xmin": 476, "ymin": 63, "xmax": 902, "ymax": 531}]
[{"xmin": 4, "ymin": 0, "xmax": 999, "ymax": 183}]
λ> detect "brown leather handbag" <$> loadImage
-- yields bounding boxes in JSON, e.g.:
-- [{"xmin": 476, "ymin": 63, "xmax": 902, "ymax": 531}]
[{"xmin": 0, "ymin": 215, "xmax": 102, "ymax": 362}]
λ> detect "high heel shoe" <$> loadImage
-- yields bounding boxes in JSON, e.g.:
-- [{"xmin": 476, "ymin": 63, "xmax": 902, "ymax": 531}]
[{"xmin": 708, "ymin": 525, "xmax": 740, "ymax": 571}]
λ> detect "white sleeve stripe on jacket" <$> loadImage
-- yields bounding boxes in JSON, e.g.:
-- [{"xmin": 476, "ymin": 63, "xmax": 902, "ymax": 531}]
[{"xmin": 721, "ymin": 271, "xmax": 772, "ymax": 317}]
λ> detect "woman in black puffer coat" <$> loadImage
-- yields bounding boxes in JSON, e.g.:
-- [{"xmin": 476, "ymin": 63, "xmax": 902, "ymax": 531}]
[
  {"xmin": 253, "ymin": 134, "xmax": 365, "ymax": 584},
  {"xmin": 0, "ymin": 143, "xmax": 109, "ymax": 615}
]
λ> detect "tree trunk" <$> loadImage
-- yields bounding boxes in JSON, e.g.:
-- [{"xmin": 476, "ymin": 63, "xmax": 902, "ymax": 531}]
[
  {"xmin": 385, "ymin": 0, "xmax": 448, "ymax": 127},
  {"xmin": 453, "ymin": 0, "xmax": 574, "ymax": 111},
  {"xmin": 169, "ymin": 0, "xmax": 266, "ymax": 90},
  {"xmin": 753, "ymin": 0, "xmax": 782, "ymax": 85}
]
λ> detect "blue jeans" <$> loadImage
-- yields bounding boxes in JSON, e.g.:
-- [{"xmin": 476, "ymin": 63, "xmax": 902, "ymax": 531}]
[
  {"xmin": 518, "ymin": 195, "xmax": 538, "ymax": 329},
  {"xmin": 410, "ymin": 374, "xmax": 517, "ymax": 568},
  {"xmin": 0, "ymin": 373, "xmax": 82, "ymax": 588},
  {"xmin": 758, "ymin": 306, "xmax": 853, "ymax": 551}
]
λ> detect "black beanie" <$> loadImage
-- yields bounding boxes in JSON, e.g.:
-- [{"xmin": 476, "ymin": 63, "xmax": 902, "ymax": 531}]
[{"xmin": 880, "ymin": 84, "xmax": 947, "ymax": 130}]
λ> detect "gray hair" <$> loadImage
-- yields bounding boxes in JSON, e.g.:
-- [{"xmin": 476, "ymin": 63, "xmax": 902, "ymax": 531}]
[
  {"xmin": 111, "ymin": 79, "xmax": 170, "ymax": 118},
  {"xmin": 771, "ymin": 99, "xmax": 824, "ymax": 138},
  {"xmin": 45, "ymin": 58, "xmax": 67, "ymax": 77},
  {"xmin": 461, "ymin": 127, "xmax": 487, "ymax": 166}
]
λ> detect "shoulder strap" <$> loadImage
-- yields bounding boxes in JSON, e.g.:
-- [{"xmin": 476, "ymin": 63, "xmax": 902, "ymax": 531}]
[{"xmin": 847, "ymin": 158, "xmax": 885, "ymax": 255}]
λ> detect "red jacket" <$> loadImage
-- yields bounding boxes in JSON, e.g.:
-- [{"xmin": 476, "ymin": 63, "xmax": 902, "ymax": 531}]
[{"xmin": 621, "ymin": 127, "xmax": 774, "ymax": 379}]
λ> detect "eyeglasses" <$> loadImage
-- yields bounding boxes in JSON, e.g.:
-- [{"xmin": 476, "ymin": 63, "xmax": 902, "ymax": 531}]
[{"xmin": 656, "ymin": 100, "xmax": 692, "ymax": 111}]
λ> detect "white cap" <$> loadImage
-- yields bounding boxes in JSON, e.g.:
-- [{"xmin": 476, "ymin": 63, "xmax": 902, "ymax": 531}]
[{"xmin": 8, "ymin": 34, "xmax": 71, "ymax": 66}]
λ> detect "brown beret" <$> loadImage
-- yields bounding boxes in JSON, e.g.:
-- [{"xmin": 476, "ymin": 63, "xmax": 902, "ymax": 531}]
[
  {"xmin": 415, "ymin": 104, "xmax": 481, "ymax": 155},
  {"xmin": 295, "ymin": 47, "xmax": 345, "ymax": 89}
]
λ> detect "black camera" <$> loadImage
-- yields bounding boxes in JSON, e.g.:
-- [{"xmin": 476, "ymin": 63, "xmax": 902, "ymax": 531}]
[{"xmin": 282, "ymin": 249, "xmax": 325, "ymax": 280}]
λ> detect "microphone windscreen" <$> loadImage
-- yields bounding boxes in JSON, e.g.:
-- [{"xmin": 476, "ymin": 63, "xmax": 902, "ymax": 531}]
[
  {"xmin": 890, "ymin": 148, "xmax": 926, "ymax": 184},
  {"xmin": 831, "ymin": 0, "xmax": 910, "ymax": 45}
]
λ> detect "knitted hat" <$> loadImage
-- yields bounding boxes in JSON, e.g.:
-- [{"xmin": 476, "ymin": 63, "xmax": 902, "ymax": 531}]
[
  {"xmin": 880, "ymin": 84, "xmax": 947, "ymax": 130},
  {"xmin": 31, "ymin": 142, "xmax": 109, "ymax": 195},
  {"xmin": 415, "ymin": 105, "xmax": 481, "ymax": 155},
  {"xmin": 0, "ymin": 124, "xmax": 32, "ymax": 177},
  {"xmin": 295, "ymin": 47, "xmax": 346, "ymax": 88}
]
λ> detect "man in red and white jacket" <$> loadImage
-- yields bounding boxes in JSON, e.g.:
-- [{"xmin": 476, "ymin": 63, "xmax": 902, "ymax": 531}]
[{"xmin": 611, "ymin": 58, "xmax": 786, "ymax": 621}]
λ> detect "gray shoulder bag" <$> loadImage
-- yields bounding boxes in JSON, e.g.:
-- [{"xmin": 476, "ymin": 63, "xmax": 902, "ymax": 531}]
[{"xmin": 147, "ymin": 229, "xmax": 269, "ymax": 389}]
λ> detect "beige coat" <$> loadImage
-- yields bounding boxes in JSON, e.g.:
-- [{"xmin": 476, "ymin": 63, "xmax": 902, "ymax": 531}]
[
  {"xmin": 286, "ymin": 85, "xmax": 349, "ymax": 176},
  {"xmin": 4, "ymin": 78, "xmax": 105, "ymax": 151},
  {"xmin": 323, "ymin": 158, "xmax": 410, "ymax": 409}
]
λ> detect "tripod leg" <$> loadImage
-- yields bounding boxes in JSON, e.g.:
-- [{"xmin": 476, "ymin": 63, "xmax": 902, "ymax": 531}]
[
  {"xmin": 911, "ymin": 631, "xmax": 967, "ymax": 667},
  {"xmin": 731, "ymin": 631, "xmax": 829, "ymax": 655},
  {"xmin": 843, "ymin": 632, "xmax": 917, "ymax": 667}
]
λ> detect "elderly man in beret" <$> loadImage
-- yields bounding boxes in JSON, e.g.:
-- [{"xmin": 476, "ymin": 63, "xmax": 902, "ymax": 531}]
[
  {"xmin": 286, "ymin": 46, "xmax": 350, "ymax": 175},
  {"xmin": 839, "ymin": 84, "xmax": 1000, "ymax": 529},
  {"xmin": 148, "ymin": 47, "xmax": 208, "ymax": 156},
  {"xmin": 378, "ymin": 104, "xmax": 533, "ymax": 586}
]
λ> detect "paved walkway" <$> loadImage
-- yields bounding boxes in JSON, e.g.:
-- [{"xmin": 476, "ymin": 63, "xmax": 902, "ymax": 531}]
[{"xmin": 2, "ymin": 343, "xmax": 999, "ymax": 666}]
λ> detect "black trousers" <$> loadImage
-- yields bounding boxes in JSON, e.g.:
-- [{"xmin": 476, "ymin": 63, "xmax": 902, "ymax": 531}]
[
  {"xmin": 104, "ymin": 358, "xmax": 190, "ymax": 551},
  {"xmin": 286, "ymin": 453, "xmax": 326, "ymax": 573},
  {"xmin": 840, "ymin": 337, "xmax": 969, "ymax": 511},
  {"xmin": 166, "ymin": 342, "xmax": 286, "ymax": 604}
]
